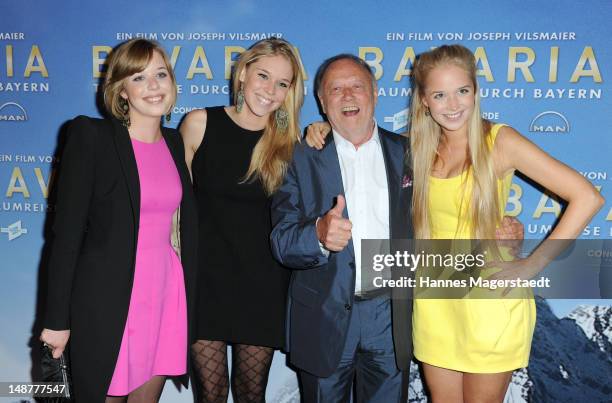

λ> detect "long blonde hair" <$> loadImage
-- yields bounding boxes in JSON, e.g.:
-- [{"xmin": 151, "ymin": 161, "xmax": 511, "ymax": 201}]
[
  {"xmin": 232, "ymin": 38, "xmax": 305, "ymax": 195},
  {"xmin": 409, "ymin": 44, "xmax": 499, "ymax": 239}
]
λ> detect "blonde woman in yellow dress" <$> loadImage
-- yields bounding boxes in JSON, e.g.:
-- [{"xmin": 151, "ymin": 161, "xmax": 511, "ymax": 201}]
[{"xmin": 409, "ymin": 44, "xmax": 604, "ymax": 403}]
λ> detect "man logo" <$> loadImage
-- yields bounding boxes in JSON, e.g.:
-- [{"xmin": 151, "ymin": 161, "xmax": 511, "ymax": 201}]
[
  {"xmin": 1, "ymin": 220, "xmax": 28, "ymax": 241},
  {"xmin": 0, "ymin": 102, "xmax": 28, "ymax": 122},
  {"xmin": 529, "ymin": 111, "xmax": 570, "ymax": 133},
  {"xmin": 383, "ymin": 108, "xmax": 409, "ymax": 132}
]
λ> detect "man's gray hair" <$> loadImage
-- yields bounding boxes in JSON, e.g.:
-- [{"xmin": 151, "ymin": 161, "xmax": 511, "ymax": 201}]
[{"xmin": 314, "ymin": 54, "xmax": 375, "ymax": 95}]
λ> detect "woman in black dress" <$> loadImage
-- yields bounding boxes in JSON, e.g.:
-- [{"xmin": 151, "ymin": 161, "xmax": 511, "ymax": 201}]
[{"xmin": 180, "ymin": 38, "xmax": 304, "ymax": 402}]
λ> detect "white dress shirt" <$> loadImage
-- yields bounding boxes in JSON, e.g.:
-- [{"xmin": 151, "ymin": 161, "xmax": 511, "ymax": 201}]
[{"xmin": 331, "ymin": 122, "xmax": 390, "ymax": 293}]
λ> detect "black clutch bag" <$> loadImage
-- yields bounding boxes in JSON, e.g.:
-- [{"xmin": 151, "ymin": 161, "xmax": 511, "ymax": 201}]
[{"xmin": 40, "ymin": 343, "xmax": 73, "ymax": 401}]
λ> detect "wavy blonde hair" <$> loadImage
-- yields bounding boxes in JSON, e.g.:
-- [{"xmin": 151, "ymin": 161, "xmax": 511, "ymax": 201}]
[
  {"xmin": 409, "ymin": 44, "xmax": 499, "ymax": 239},
  {"xmin": 233, "ymin": 38, "xmax": 305, "ymax": 195}
]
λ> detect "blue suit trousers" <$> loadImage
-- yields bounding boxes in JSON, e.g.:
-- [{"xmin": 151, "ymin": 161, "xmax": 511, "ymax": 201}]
[{"xmin": 300, "ymin": 295, "xmax": 407, "ymax": 402}]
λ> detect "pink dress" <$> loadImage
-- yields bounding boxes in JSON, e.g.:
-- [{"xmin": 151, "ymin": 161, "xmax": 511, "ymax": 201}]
[{"xmin": 108, "ymin": 137, "xmax": 187, "ymax": 395}]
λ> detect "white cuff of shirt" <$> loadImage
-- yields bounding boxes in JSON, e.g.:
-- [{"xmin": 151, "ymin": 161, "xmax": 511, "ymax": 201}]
[{"xmin": 315, "ymin": 217, "xmax": 330, "ymax": 257}]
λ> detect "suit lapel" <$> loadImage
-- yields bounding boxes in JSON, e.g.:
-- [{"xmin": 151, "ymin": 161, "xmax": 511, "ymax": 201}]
[
  {"xmin": 315, "ymin": 134, "xmax": 355, "ymax": 260},
  {"xmin": 379, "ymin": 128, "xmax": 404, "ymax": 238},
  {"xmin": 110, "ymin": 118, "xmax": 140, "ymax": 230},
  {"xmin": 162, "ymin": 128, "xmax": 191, "ymax": 191},
  {"xmin": 316, "ymin": 135, "xmax": 344, "ymax": 201},
  {"xmin": 380, "ymin": 129, "xmax": 413, "ymax": 370}
]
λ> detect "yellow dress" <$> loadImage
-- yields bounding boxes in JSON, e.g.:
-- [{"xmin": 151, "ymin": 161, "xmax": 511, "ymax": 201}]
[{"xmin": 412, "ymin": 123, "xmax": 536, "ymax": 373}]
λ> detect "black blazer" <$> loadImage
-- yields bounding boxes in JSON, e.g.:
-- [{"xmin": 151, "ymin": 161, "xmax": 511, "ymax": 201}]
[{"xmin": 43, "ymin": 116, "xmax": 198, "ymax": 403}]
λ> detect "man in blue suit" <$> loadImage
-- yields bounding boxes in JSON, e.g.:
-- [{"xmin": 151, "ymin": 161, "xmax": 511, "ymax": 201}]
[{"xmin": 271, "ymin": 54, "xmax": 413, "ymax": 402}]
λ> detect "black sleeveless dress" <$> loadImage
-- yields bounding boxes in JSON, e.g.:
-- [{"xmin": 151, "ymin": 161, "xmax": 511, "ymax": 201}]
[{"xmin": 192, "ymin": 106, "xmax": 289, "ymax": 348}]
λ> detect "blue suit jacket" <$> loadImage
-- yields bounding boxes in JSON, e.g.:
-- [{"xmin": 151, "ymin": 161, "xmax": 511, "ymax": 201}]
[{"xmin": 270, "ymin": 127, "xmax": 413, "ymax": 377}]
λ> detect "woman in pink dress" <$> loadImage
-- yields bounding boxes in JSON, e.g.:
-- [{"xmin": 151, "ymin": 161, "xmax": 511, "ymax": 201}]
[{"xmin": 40, "ymin": 39, "xmax": 198, "ymax": 403}]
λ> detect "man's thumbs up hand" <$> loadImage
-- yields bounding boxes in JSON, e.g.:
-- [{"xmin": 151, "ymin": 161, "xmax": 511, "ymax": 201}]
[{"xmin": 316, "ymin": 195, "xmax": 352, "ymax": 252}]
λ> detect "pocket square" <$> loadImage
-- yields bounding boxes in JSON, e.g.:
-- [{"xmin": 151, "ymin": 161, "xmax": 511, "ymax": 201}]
[{"xmin": 401, "ymin": 175, "xmax": 413, "ymax": 188}]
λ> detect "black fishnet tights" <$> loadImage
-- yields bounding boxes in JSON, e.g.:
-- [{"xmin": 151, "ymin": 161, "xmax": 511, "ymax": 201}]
[
  {"xmin": 232, "ymin": 344, "xmax": 274, "ymax": 403},
  {"xmin": 192, "ymin": 340, "xmax": 229, "ymax": 403},
  {"xmin": 191, "ymin": 340, "xmax": 273, "ymax": 403}
]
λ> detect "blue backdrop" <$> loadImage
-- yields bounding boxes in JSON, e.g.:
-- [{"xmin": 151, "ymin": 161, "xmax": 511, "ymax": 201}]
[{"xmin": 1, "ymin": 1, "xmax": 610, "ymax": 402}]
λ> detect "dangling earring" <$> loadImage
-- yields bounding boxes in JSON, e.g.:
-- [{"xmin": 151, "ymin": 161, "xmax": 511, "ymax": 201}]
[
  {"xmin": 165, "ymin": 111, "xmax": 172, "ymax": 123},
  {"xmin": 424, "ymin": 107, "xmax": 430, "ymax": 117},
  {"xmin": 120, "ymin": 97, "xmax": 130, "ymax": 128},
  {"xmin": 275, "ymin": 107, "xmax": 289, "ymax": 132},
  {"xmin": 236, "ymin": 84, "xmax": 245, "ymax": 113}
]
